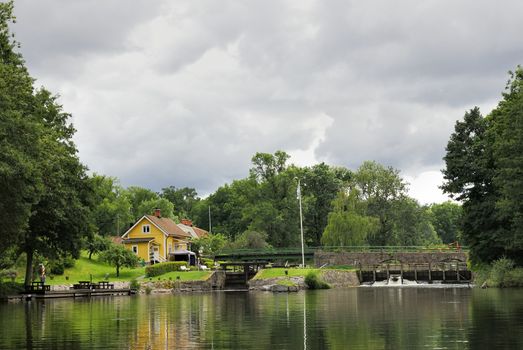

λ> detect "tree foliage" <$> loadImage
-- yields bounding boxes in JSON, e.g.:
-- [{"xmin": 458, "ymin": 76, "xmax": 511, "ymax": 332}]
[
  {"xmin": 443, "ymin": 67, "xmax": 523, "ymax": 264},
  {"xmin": 0, "ymin": 2, "xmax": 94, "ymax": 285},
  {"xmin": 99, "ymin": 243, "xmax": 139, "ymax": 277}
]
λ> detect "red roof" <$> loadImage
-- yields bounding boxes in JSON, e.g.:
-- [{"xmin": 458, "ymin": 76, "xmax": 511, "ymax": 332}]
[{"xmin": 145, "ymin": 215, "xmax": 192, "ymax": 238}]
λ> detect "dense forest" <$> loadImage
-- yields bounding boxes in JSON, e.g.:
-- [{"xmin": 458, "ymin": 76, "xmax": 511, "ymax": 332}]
[{"xmin": 1, "ymin": 0, "xmax": 522, "ymax": 286}]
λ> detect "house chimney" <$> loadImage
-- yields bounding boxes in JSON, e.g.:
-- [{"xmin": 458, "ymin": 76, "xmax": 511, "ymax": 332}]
[
  {"xmin": 154, "ymin": 208, "xmax": 161, "ymax": 218},
  {"xmin": 181, "ymin": 219, "xmax": 193, "ymax": 227}
]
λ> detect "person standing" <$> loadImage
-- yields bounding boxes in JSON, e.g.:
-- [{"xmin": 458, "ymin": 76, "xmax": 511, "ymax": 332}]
[{"xmin": 38, "ymin": 263, "xmax": 46, "ymax": 284}]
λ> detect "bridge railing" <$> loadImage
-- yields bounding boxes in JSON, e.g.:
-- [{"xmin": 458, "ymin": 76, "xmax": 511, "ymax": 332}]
[{"xmin": 210, "ymin": 245, "xmax": 467, "ymax": 258}]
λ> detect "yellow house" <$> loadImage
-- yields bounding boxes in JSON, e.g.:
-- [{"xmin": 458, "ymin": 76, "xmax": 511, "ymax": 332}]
[{"xmin": 121, "ymin": 209, "xmax": 193, "ymax": 264}]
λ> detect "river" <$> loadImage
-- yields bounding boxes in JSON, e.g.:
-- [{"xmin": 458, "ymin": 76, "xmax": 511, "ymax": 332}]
[{"xmin": 1, "ymin": 287, "xmax": 522, "ymax": 349}]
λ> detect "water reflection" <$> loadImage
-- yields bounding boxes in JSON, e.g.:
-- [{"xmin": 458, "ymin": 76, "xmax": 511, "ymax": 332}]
[{"xmin": 1, "ymin": 288, "xmax": 522, "ymax": 349}]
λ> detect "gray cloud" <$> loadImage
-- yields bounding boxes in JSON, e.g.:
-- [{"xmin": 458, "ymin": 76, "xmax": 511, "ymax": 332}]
[{"xmin": 10, "ymin": 0, "xmax": 523, "ymax": 202}]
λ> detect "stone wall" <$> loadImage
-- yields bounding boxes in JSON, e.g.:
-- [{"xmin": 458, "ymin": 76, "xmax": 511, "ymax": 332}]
[{"xmin": 315, "ymin": 251, "xmax": 468, "ymax": 267}]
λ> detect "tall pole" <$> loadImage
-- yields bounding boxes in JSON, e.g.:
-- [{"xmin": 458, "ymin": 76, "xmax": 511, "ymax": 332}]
[
  {"xmin": 297, "ymin": 178, "xmax": 305, "ymax": 268},
  {"xmin": 208, "ymin": 205, "xmax": 212, "ymax": 233}
]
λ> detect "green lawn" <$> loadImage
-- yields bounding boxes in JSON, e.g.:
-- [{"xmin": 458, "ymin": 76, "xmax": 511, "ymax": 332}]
[
  {"xmin": 148, "ymin": 271, "xmax": 211, "ymax": 281},
  {"xmin": 17, "ymin": 253, "xmax": 146, "ymax": 285},
  {"xmin": 253, "ymin": 266, "xmax": 356, "ymax": 280}
]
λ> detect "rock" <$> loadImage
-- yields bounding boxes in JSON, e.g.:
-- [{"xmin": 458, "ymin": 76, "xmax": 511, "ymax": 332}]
[
  {"xmin": 288, "ymin": 285, "xmax": 299, "ymax": 292},
  {"xmin": 270, "ymin": 284, "xmax": 289, "ymax": 293}
]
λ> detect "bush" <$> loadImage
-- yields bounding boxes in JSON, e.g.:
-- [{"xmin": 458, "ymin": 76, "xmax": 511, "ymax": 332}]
[
  {"xmin": 145, "ymin": 262, "xmax": 188, "ymax": 277},
  {"xmin": 129, "ymin": 278, "xmax": 140, "ymax": 291},
  {"xmin": 0, "ymin": 282, "xmax": 24, "ymax": 296},
  {"xmin": 63, "ymin": 256, "xmax": 76, "ymax": 268},
  {"xmin": 201, "ymin": 258, "xmax": 214, "ymax": 269},
  {"xmin": 304, "ymin": 271, "xmax": 330, "ymax": 290},
  {"xmin": 490, "ymin": 257, "xmax": 515, "ymax": 287},
  {"xmin": 49, "ymin": 262, "xmax": 65, "ymax": 275},
  {"xmin": 0, "ymin": 269, "xmax": 18, "ymax": 282}
]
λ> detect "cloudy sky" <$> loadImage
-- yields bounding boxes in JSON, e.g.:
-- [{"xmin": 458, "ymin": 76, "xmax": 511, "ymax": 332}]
[{"xmin": 11, "ymin": 0, "xmax": 523, "ymax": 203}]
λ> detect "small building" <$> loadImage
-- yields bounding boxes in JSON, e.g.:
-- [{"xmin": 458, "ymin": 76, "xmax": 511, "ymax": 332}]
[{"xmin": 121, "ymin": 209, "xmax": 197, "ymax": 264}]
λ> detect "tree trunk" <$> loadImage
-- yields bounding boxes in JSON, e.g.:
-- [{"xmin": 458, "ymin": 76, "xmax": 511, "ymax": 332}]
[
  {"xmin": 116, "ymin": 264, "xmax": 120, "ymax": 277},
  {"xmin": 89, "ymin": 250, "xmax": 93, "ymax": 260},
  {"xmin": 24, "ymin": 248, "xmax": 34, "ymax": 287}
]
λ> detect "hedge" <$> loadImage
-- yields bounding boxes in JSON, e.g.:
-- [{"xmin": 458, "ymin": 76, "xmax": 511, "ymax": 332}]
[{"xmin": 145, "ymin": 261, "xmax": 188, "ymax": 277}]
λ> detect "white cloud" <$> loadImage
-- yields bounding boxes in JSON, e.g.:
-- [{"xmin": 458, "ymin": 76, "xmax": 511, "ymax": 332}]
[{"xmin": 10, "ymin": 0, "xmax": 523, "ymax": 202}]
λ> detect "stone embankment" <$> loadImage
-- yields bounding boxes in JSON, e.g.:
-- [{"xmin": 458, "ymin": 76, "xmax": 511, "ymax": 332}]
[
  {"xmin": 139, "ymin": 271, "xmax": 226, "ymax": 294},
  {"xmin": 248, "ymin": 270, "xmax": 360, "ymax": 292}
]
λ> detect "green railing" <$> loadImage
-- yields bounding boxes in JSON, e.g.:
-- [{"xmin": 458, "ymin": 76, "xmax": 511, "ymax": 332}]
[{"xmin": 210, "ymin": 245, "xmax": 467, "ymax": 258}]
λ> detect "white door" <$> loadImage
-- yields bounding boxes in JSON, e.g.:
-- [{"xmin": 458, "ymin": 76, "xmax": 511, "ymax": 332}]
[{"xmin": 153, "ymin": 246, "xmax": 160, "ymax": 261}]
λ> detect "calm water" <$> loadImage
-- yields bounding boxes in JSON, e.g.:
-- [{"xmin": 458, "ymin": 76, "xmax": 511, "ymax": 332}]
[{"xmin": 1, "ymin": 288, "xmax": 522, "ymax": 349}]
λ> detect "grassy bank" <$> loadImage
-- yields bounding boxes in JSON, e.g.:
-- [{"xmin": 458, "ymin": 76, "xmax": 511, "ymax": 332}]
[
  {"xmin": 252, "ymin": 266, "xmax": 356, "ymax": 280},
  {"xmin": 473, "ymin": 257, "xmax": 523, "ymax": 288}
]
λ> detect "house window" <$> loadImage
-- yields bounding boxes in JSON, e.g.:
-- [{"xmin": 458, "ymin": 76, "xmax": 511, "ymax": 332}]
[
  {"xmin": 132, "ymin": 245, "xmax": 138, "ymax": 254},
  {"xmin": 142, "ymin": 224, "xmax": 150, "ymax": 233}
]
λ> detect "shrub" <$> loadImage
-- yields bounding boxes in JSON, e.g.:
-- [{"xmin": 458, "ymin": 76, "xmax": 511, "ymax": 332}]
[
  {"xmin": 201, "ymin": 258, "xmax": 214, "ymax": 269},
  {"xmin": 0, "ymin": 269, "xmax": 18, "ymax": 282},
  {"xmin": 63, "ymin": 256, "xmax": 76, "ymax": 268},
  {"xmin": 490, "ymin": 257, "xmax": 515, "ymax": 287},
  {"xmin": 145, "ymin": 262, "xmax": 188, "ymax": 277},
  {"xmin": 50, "ymin": 262, "xmax": 65, "ymax": 275},
  {"xmin": 304, "ymin": 271, "xmax": 330, "ymax": 290},
  {"xmin": 129, "ymin": 278, "xmax": 140, "ymax": 291},
  {"xmin": 0, "ymin": 281, "xmax": 24, "ymax": 296}
]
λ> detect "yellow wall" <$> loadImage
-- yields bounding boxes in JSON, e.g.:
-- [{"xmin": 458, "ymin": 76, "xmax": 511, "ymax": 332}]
[
  {"xmin": 124, "ymin": 217, "xmax": 167, "ymax": 261},
  {"xmin": 123, "ymin": 217, "xmax": 190, "ymax": 261}
]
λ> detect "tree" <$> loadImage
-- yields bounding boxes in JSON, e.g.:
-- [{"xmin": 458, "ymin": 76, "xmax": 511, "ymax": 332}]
[
  {"xmin": 230, "ymin": 230, "xmax": 271, "ymax": 249},
  {"xmin": 190, "ymin": 233, "xmax": 227, "ymax": 256},
  {"xmin": 161, "ymin": 186, "xmax": 199, "ymax": 218},
  {"xmin": 125, "ymin": 186, "xmax": 159, "ymax": 220},
  {"xmin": 491, "ymin": 67, "xmax": 523, "ymax": 262},
  {"xmin": 0, "ymin": 4, "xmax": 94, "ymax": 285},
  {"xmin": 302, "ymin": 163, "xmax": 352, "ymax": 246},
  {"xmin": 0, "ymin": 1, "xmax": 43, "ymax": 255},
  {"xmin": 353, "ymin": 161, "xmax": 408, "ymax": 246},
  {"xmin": 136, "ymin": 197, "xmax": 176, "ymax": 221},
  {"xmin": 389, "ymin": 198, "xmax": 441, "ymax": 246},
  {"xmin": 442, "ymin": 107, "xmax": 501, "ymax": 263},
  {"xmin": 428, "ymin": 202, "xmax": 463, "ymax": 244},
  {"xmin": 322, "ymin": 189, "xmax": 379, "ymax": 246},
  {"xmin": 99, "ymin": 244, "xmax": 139, "ymax": 277},
  {"xmin": 82, "ymin": 233, "xmax": 111, "ymax": 260},
  {"xmin": 90, "ymin": 174, "xmax": 132, "ymax": 236}
]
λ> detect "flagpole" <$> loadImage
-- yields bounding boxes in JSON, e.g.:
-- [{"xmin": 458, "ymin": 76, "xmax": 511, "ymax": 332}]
[{"xmin": 297, "ymin": 178, "xmax": 305, "ymax": 268}]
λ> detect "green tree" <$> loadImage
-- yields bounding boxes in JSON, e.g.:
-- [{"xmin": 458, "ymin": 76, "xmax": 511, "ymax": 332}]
[
  {"xmin": 491, "ymin": 67, "xmax": 523, "ymax": 262},
  {"xmin": 442, "ymin": 107, "xmax": 500, "ymax": 263},
  {"xmin": 353, "ymin": 161, "xmax": 408, "ymax": 245},
  {"xmin": 99, "ymin": 244, "xmax": 139, "ymax": 277},
  {"xmin": 161, "ymin": 186, "xmax": 199, "ymax": 218},
  {"xmin": 302, "ymin": 163, "xmax": 352, "ymax": 246},
  {"xmin": 191, "ymin": 233, "xmax": 227, "ymax": 256},
  {"xmin": 427, "ymin": 202, "xmax": 463, "ymax": 244},
  {"xmin": 90, "ymin": 174, "xmax": 132, "ymax": 236},
  {"xmin": 230, "ymin": 230, "xmax": 271, "ymax": 249},
  {"xmin": 0, "ymin": 1, "xmax": 43, "ymax": 256},
  {"xmin": 321, "ymin": 189, "xmax": 379, "ymax": 246},
  {"xmin": 82, "ymin": 233, "xmax": 112, "ymax": 260},
  {"xmin": 125, "ymin": 186, "xmax": 159, "ymax": 220},
  {"xmin": 136, "ymin": 197, "xmax": 176, "ymax": 220},
  {"xmin": 0, "ymin": 3, "xmax": 95, "ymax": 285},
  {"xmin": 389, "ymin": 198, "xmax": 441, "ymax": 246}
]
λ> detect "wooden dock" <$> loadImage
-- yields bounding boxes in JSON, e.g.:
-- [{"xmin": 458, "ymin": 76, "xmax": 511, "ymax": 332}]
[{"xmin": 5, "ymin": 288, "xmax": 135, "ymax": 302}]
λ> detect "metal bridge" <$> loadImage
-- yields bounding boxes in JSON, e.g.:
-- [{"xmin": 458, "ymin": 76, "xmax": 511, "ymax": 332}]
[{"xmin": 210, "ymin": 246, "xmax": 466, "ymax": 263}]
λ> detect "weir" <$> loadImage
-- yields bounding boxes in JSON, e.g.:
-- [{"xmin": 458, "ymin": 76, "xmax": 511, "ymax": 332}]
[
  {"xmin": 358, "ymin": 262, "xmax": 472, "ymax": 284},
  {"xmin": 219, "ymin": 262, "xmax": 267, "ymax": 289}
]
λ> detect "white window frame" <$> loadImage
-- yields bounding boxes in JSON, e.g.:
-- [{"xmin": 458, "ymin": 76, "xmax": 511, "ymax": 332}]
[
  {"xmin": 132, "ymin": 245, "xmax": 138, "ymax": 254},
  {"xmin": 142, "ymin": 224, "xmax": 150, "ymax": 233}
]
